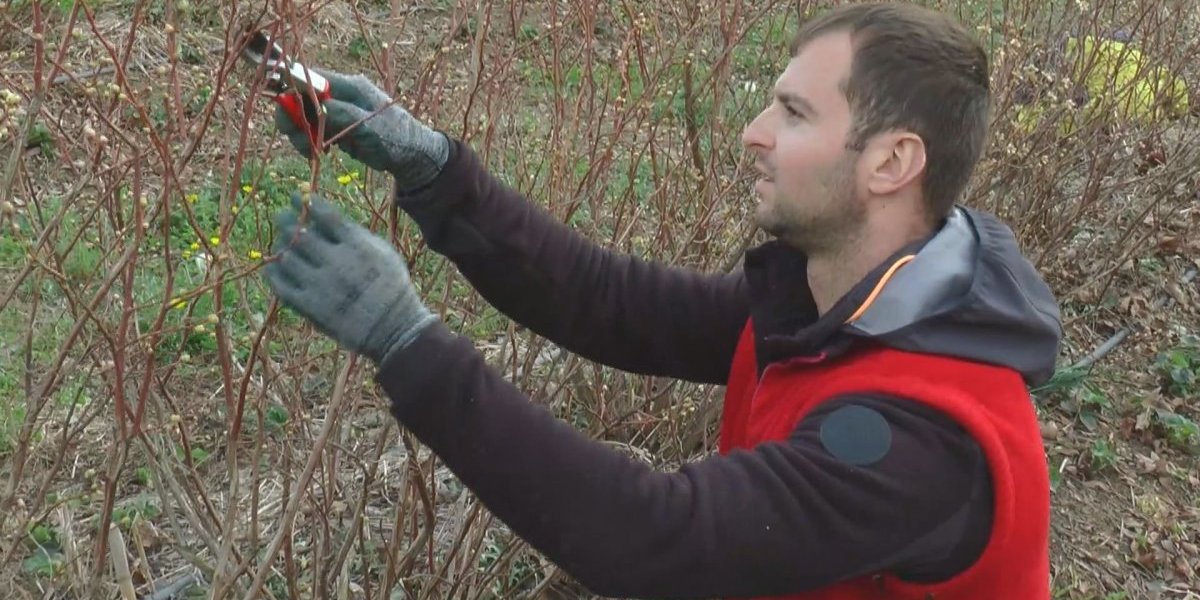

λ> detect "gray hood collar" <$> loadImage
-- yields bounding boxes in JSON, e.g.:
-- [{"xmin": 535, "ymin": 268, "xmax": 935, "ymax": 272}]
[{"xmin": 844, "ymin": 206, "xmax": 1063, "ymax": 386}]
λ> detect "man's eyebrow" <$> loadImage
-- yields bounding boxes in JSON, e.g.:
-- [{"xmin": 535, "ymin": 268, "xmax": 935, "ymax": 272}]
[{"xmin": 775, "ymin": 91, "xmax": 817, "ymax": 117}]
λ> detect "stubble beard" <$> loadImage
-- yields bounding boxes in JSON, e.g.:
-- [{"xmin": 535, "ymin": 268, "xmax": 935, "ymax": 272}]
[{"xmin": 756, "ymin": 156, "xmax": 866, "ymax": 256}]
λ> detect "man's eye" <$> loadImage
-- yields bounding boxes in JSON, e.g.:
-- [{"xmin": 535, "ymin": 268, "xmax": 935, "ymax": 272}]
[{"xmin": 784, "ymin": 104, "xmax": 803, "ymax": 119}]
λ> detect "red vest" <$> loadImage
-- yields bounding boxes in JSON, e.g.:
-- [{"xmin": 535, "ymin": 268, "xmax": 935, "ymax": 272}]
[{"xmin": 718, "ymin": 321, "xmax": 1051, "ymax": 599}]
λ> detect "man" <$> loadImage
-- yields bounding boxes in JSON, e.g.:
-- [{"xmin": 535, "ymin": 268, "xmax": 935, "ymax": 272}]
[{"xmin": 264, "ymin": 3, "xmax": 1062, "ymax": 598}]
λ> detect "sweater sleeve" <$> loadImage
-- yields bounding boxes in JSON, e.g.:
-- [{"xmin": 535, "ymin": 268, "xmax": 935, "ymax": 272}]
[
  {"xmin": 375, "ymin": 321, "xmax": 993, "ymax": 599},
  {"xmin": 393, "ymin": 139, "xmax": 749, "ymax": 385}
]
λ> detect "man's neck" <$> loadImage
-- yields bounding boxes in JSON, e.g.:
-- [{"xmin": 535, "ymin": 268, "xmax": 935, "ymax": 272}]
[
  {"xmin": 806, "ymin": 221, "xmax": 932, "ymax": 316},
  {"xmin": 806, "ymin": 250, "xmax": 870, "ymax": 317}
]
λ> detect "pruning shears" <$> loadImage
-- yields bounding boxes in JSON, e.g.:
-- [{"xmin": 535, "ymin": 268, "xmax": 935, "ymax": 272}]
[{"xmin": 240, "ymin": 29, "xmax": 331, "ymax": 150}]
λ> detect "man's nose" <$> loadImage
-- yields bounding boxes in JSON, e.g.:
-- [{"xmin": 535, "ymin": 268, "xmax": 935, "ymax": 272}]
[{"xmin": 741, "ymin": 110, "xmax": 771, "ymax": 151}]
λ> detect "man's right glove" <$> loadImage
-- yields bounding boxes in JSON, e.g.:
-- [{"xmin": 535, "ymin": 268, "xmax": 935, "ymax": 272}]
[
  {"xmin": 274, "ymin": 69, "xmax": 450, "ymax": 194},
  {"xmin": 264, "ymin": 193, "xmax": 438, "ymax": 365}
]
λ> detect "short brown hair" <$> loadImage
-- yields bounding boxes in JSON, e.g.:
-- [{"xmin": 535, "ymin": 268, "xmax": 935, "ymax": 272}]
[{"xmin": 791, "ymin": 3, "xmax": 991, "ymax": 221}]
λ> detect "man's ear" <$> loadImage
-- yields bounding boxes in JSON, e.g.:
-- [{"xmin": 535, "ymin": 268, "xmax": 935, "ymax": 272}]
[{"xmin": 864, "ymin": 131, "xmax": 926, "ymax": 196}]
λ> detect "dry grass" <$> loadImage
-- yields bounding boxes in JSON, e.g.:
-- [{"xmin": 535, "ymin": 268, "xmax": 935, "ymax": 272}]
[{"xmin": 0, "ymin": 0, "xmax": 1198, "ymax": 598}]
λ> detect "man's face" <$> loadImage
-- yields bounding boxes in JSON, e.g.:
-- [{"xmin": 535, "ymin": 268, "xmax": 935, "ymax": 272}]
[{"xmin": 742, "ymin": 31, "xmax": 864, "ymax": 253}]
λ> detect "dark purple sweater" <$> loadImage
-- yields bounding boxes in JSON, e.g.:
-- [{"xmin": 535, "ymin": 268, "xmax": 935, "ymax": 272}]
[{"xmin": 374, "ymin": 140, "xmax": 994, "ymax": 598}]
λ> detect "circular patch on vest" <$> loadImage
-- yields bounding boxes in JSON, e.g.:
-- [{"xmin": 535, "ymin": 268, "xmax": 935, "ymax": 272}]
[{"xmin": 819, "ymin": 405, "xmax": 892, "ymax": 467}]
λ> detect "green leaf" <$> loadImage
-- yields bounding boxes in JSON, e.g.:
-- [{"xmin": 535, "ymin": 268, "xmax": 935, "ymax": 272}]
[
  {"xmin": 22, "ymin": 548, "xmax": 63, "ymax": 577},
  {"xmin": 266, "ymin": 405, "xmax": 289, "ymax": 429},
  {"xmin": 190, "ymin": 447, "xmax": 210, "ymax": 464},
  {"xmin": 1081, "ymin": 385, "xmax": 1110, "ymax": 409},
  {"xmin": 27, "ymin": 524, "xmax": 59, "ymax": 550},
  {"xmin": 1079, "ymin": 409, "xmax": 1100, "ymax": 432}
]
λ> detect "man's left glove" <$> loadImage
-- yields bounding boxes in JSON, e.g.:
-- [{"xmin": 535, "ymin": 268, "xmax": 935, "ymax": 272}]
[
  {"xmin": 273, "ymin": 69, "xmax": 449, "ymax": 195},
  {"xmin": 264, "ymin": 194, "xmax": 438, "ymax": 365}
]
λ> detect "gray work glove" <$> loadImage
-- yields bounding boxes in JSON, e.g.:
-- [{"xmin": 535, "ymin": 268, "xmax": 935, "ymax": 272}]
[
  {"xmin": 274, "ymin": 69, "xmax": 450, "ymax": 194},
  {"xmin": 264, "ymin": 193, "xmax": 438, "ymax": 364}
]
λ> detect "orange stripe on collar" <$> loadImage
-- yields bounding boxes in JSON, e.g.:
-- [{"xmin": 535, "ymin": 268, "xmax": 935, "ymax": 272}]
[{"xmin": 845, "ymin": 255, "xmax": 917, "ymax": 324}]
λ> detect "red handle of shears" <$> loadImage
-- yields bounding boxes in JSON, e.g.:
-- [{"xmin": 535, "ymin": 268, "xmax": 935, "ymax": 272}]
[
  {"xmin": 275, "ymin": 87, "xmax": 333, "ymax": 151},
  {"xmin": 240, "ymin": 29, "xmax": 334, "ymax": 151}
]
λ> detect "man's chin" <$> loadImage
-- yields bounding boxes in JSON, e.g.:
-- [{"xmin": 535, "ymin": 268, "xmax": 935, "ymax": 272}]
[
  {"xmin": 752, "ymin": 207, "xmax": 785, "ymax": 240},
  {"xmin": 751, "ymin": 202, "xmax": 769, "ymax": 228}
]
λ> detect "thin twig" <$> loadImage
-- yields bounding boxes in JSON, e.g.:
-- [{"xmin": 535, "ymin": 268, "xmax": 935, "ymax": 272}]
[{"xmin": 240, "ymin": 356, "xmax": 358, "ymax": 600}]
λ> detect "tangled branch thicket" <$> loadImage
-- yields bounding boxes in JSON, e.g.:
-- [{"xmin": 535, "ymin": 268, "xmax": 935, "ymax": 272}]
[{"xmin": 0, "ymin": 0, "xmax": 1196, "ymax": 598}]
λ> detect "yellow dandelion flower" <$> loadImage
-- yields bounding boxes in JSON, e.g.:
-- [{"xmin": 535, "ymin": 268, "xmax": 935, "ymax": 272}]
[
  {"xmin": 231, "ymin": 206, "xmax": 240, "ymax": 215},
  {"xmin": 186, "ymin": 193, "xmax": 198, "ymax": 203},
  {"xmin": 337, "ymin": 174, "xmax": 353, "ymax": 185},
  {"xmin": 209, "ymin": 236, "xmax": 220, "ymax": 246},
  {"xmin": 169, "ymin": 297, "xmax": 187, "ymax": 309},
  {"xmin": 241, "ymin": 184, "xmax": 252, "ymax": 194},
  {"xmin": 247, "ymin": 249, "xmax": 262, "ymax": 260},
  {"xmin": 182, "ymin": 250, "xmax": 192, "ymax": 260},
  {"xmin": 189, "ymin": 241, "xmax": 200, "ymax": 251}
]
